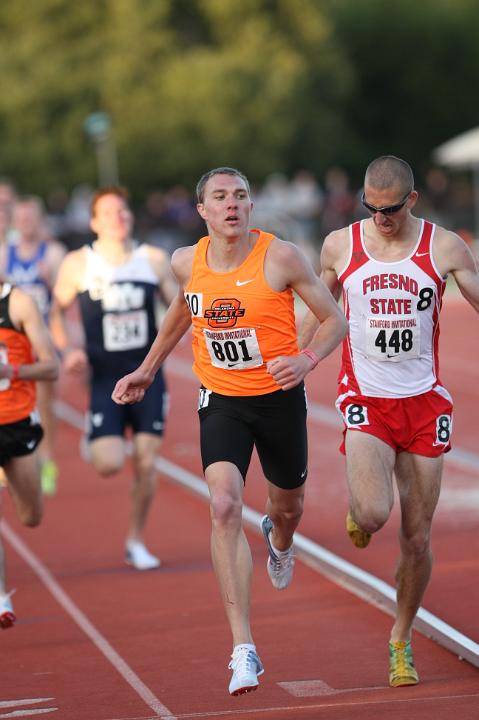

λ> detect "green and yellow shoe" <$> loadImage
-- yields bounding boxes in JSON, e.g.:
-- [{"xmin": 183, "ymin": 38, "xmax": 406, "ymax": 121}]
[
  {"xmin": 41, "ymin": 460, "xmax": 58, "ymax": 497},
  {"xmin": 346, "ymin": 510, "xmax": 371, "ymax": 549},
  {"xmin": 389, "ymin": 640, "xmax": 419, "ymax": 687}
]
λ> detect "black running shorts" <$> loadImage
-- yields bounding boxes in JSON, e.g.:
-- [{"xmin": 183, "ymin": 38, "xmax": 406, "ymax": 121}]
[
  {"xmin": 198, "ymin": 382, "xmax": 308, "ymax": 489},
  {"xmin": 0, "ymin": 412, "xmax": 44, "ymax": 466}
]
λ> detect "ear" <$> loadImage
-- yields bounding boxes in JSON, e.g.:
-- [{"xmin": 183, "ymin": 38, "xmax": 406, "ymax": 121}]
[
  {"xmin": 407, "ymin": 190, "xmax": 419, "ymax": 209},
  {"xmin": 196, "ymin": 203, "xmax": 207, "ymax": 221},
  {"xmin": 90, "ymin": 216, "xmax": 98, "ymax": 234}
]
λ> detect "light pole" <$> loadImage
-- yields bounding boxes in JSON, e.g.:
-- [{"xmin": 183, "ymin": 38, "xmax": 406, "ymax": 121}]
[{"xmin": 83, "ymin": 112, "xmax": 119, "ymax": 186}]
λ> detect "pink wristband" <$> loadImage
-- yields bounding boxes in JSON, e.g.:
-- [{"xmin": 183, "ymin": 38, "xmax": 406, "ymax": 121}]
[
  {"xmin": 11, "ymin": 364, "xmax": 20, "ymax": 380},
  {"xmin": 300, "ymin": 348, "xmax": 319, "ymax": 368}
]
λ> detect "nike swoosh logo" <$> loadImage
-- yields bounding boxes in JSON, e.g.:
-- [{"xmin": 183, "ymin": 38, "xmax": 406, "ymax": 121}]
[
  {"xmin": 415, "ymin": 252, "xmax": 428, "ymax": 257},
  {"xmin": 236, "ymin": 279, "xmax": 254, "ymax": 287}
]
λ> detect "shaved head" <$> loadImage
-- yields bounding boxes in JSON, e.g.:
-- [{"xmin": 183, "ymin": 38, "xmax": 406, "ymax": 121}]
[{"xmin": 365, "ymin": 156, "xmax": 414, "ymax": 195}]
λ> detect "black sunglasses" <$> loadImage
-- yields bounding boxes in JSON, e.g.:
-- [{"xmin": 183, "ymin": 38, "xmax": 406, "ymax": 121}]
[{"xmin": 361, "ymin": 190, "xmax": 411, "ymax": 216}]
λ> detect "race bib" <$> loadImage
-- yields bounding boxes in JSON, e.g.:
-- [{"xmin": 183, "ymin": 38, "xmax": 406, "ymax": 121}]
[
  {"xmin": 103, "ymin": 310, "xmax": 148, "ymax": 351},
  {"xmin": 0, "ymin": 346, "xmax": 10, "ymax": 391},
  {"xmin": 203, "ymin": 327, "xmax": 263, "ymax": 370},
  {"xmin": 365, "ymin": 316, "xmax": 420, "ymax": 362}
]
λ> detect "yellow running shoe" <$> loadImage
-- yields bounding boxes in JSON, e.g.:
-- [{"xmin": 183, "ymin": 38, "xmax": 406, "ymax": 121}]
[
  {"xmin": 41, "ymin": 460, "xmax": 58, "ymax": 497},
  {"xmin": 389, "ymin": 640, "xmax": 419, "ymax": 687},
  {"xmin": 346, "ymin": 510, "xmax": 371, "ymax": 548}
]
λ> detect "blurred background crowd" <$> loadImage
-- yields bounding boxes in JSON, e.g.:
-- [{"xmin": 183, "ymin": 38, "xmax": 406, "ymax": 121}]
[{"xmin": 0, "ymin": 164, "xmax": 476, "ymax": 265}]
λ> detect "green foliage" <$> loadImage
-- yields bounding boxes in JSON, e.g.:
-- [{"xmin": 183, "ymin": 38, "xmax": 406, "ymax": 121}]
[
  {"xmin": 0, "ymin": 0, "xmax": 478, "ymax": 197},
  {"xmin": 325, "ymin": 0, "xmax": 479, "ymax": 183}
]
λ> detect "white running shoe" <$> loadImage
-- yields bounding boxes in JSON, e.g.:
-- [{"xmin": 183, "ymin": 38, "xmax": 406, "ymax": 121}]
[
  {"xmin": 0, "ymin": 591, "xmax": 16, "ymax": 630},
  {"xmin": 228, "ymin": 646, "xmax": 264, "ymax": 696},
  {"xmin": 261, "ymin": 515, "xmax": 295, "ymax": 590},
  {"xmin": 125, "ymin": 541, "xmax": 161, "ymax": 571}
]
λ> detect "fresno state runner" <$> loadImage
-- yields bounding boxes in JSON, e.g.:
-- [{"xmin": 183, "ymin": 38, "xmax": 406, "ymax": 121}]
[
  {"xmin": 300, "ymin": 155, "xmax": 479, "ymax": 690},
  {"xmin": 112, "ymin": 167, "xmax": 347, "ymax": 696}
]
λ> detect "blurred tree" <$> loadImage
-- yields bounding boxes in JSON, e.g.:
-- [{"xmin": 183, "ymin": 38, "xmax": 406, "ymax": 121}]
[
  {"xmin": 0, "ymin": 0, "xmax": 349, "ymax": 197},
  {"xmin": 325, "ymin": 0, "xmax": 479, "ymax": 185},
  {"xmin": 1, "ymin": 0, "xmax": 478, "ymax": 198}
]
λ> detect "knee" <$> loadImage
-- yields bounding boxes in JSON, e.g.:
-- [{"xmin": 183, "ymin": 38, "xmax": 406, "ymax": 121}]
[
  {"xmin": 400, "ymin": 529, "xmax": 431, "ymax": 559},
  {"xmin": 20, "ymin": 505, "xmax": 43, "ymax": 528},
  {"xmin": 210, "ymin": 492, "xmax": 242, "ymax": 530},
  {"xmin": 272, "ymin": 500, "xmax": 304, "ymax": 525},
  {"xmin": 93, "ymin": 457, "xmax": 123, "ymax": 477},
  {"xmin": 135, "ymin": 456, "xmax": 156, "ymax": 483},
  {"xmin": 353, "ymin": 503, "xmax": 390, "ymax": 534}
]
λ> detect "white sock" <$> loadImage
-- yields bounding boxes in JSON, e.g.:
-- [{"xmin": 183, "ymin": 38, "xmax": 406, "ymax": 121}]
[
  {"xmin": 270, "ymin": 533, "xmax": 293, "ymax": 556},
  {"xmin": 233, "ymin": 643, "xmax": 256, "ymax": 655}
]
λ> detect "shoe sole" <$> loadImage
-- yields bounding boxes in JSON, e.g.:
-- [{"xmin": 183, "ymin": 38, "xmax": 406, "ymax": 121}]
[
  {"xmin": 0, "ymin": 611, "xmax": 16, "ymax": 629},
  {"xmin": 390, "ymin": 676, "xmax": 419, "ymax": 688},
  {"xmin": 346, "ymin": 512, "xmax": 371, "ymax": 549},
  {"xmin": 231, "ymin": 684, "xmax": 258, "ymax": 696},
  {"xmin": 125, "ymin": 558, "xmax": 161, "ymax": 571}
]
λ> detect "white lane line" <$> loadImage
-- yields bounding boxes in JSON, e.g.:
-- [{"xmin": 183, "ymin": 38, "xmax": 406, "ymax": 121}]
[
  {"xmin": 0, "ymin": 522, "xmax": 177, "ymax": 720},
  {"xmin": 0, "ymin": 703, "xmax": 54, "ymax": 710},
  {"xmin": 53, "ymin": 399, "xmax": 479, "ymax": 669},
  {"xmin": 0, "ymin": 711, "xmax": 57, "ymax": 718}
]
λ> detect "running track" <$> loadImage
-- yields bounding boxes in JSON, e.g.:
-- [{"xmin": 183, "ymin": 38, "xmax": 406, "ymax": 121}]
[{"xmin": 1, "ymin": 296, "xmax": 479, "ymax": 719}]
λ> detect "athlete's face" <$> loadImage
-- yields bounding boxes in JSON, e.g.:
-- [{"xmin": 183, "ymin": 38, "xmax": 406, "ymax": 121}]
[
  {"xmin": 13, "ymin": 201, "xmax": 44, "ymax": 241},
  {"xmin": 91, "ymin": 194, "xmax": 133, "ymax": 241},
  {"xmin": 197, "ymin": 174, "xmax": 252, "ymax": 239},
  {"xmin": 363, "ymin": 184, "xmax": 417, "ymax": 237}
]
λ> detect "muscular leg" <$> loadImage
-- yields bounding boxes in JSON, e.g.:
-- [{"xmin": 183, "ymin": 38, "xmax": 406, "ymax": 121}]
[
  {"xmin": 206, "ymin": 461, "xmax": 253, "ymax": 646},
  {"xmin": 391, "ymin": 452, "xmax": 442, "ymax": 642},
  {"xmin": 345, "ymin": 431, "xmax": 396, "ymax": 534},
  {"xmin": 129, "ymin": 433, "xmax": 162, "ymax": 543},
  {"xmin": 264, "ymin": 482, "xmax": 304, "ymax": 551},
  {"xmin": 90, "ymin": 435, "xmax": 126, "ymax": 476},
  {"xmin": 36, "ymin": 381, "xmax": 56, "ymax": 462},
  {"xmin": 1, "ymin": 453, "xmax": 43, "ymax": 594},
  {"xmin": 90, "ymin": 433, "xmax": 161, "ymax": 542},
  {"xmin": 4, "ymin": 453, "xmax": 43, "ymax": 527}
]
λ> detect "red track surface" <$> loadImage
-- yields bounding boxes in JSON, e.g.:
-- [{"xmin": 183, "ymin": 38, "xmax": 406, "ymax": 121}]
[{"xmin": 1, "ymin": 295, "xmax": 479, "ymax": 719}]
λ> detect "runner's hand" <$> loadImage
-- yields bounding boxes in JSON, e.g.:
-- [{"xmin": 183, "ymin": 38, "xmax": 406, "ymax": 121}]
[
  {"xmin": 63, "ymin": 348, "xmax": 88, "ymax": 375},
  {"xmin": 266, "ymin": 353, "xmax": 313, "ymax": 391},
  {"xmin": 112, "ymin": 368, "xmax": 153, "ymax": 404}
]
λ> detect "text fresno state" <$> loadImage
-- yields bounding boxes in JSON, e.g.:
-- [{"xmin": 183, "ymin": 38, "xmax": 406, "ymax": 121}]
[{"xmin": 363, "ymin": 273, "xmax": 418, "ymax": 315}]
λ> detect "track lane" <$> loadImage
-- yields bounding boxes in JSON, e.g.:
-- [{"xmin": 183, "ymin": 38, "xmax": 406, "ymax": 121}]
[{"xmin": 1, "ymin": 296, "xmax": 478, "ymax": 719}]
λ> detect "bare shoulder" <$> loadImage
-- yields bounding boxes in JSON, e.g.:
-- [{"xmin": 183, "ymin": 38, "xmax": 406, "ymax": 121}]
[
  {"xmin": 321, "ymin": 227, "xmax": 350, "ymax": 268},
  {"xmin": 433, "ymin": 224, "xmax": 475, "ymax": 274},
  {"xmin": 142, "ymin": 243, "xmax": 171, "ymax": 276},
  {"xmin": 46, "ymin": 238, "xmax": 67, "ymax": 262},
  {"xmin": 171, "ymin": 244, "xmax": 196, "ymax": 286},
  {"xmin": 56, "ymin": 246, "xmax": 88, "ymax": 287},
  {"xmin": 267, "ymin": 236, "xmax": 303, "ymax": 264},
  {"xmin": 263, "ymin": 237, "xmax": 315, "ymax": 291},
  {"xmin": 9, "ymin": 286, "xmax": 41, "ymax": 325}
]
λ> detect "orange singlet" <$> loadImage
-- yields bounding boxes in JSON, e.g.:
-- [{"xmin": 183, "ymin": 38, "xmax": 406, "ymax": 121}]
[
  {"xmin": 0, "ymin": 284, "xmax": 36, "ymax": 424},
  {"xmin": 184, "ymin": 230, "xmax": 299, "ymax": 396}
]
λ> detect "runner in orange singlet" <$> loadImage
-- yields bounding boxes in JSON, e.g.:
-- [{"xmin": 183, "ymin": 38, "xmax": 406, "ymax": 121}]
[
  {"xmin": 111, "ymin": 167, "xmax": 347, "ymax": 695},
  {"xmin": 0, "ymin": 281, "xmax": 59, "ymax": 629}
]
